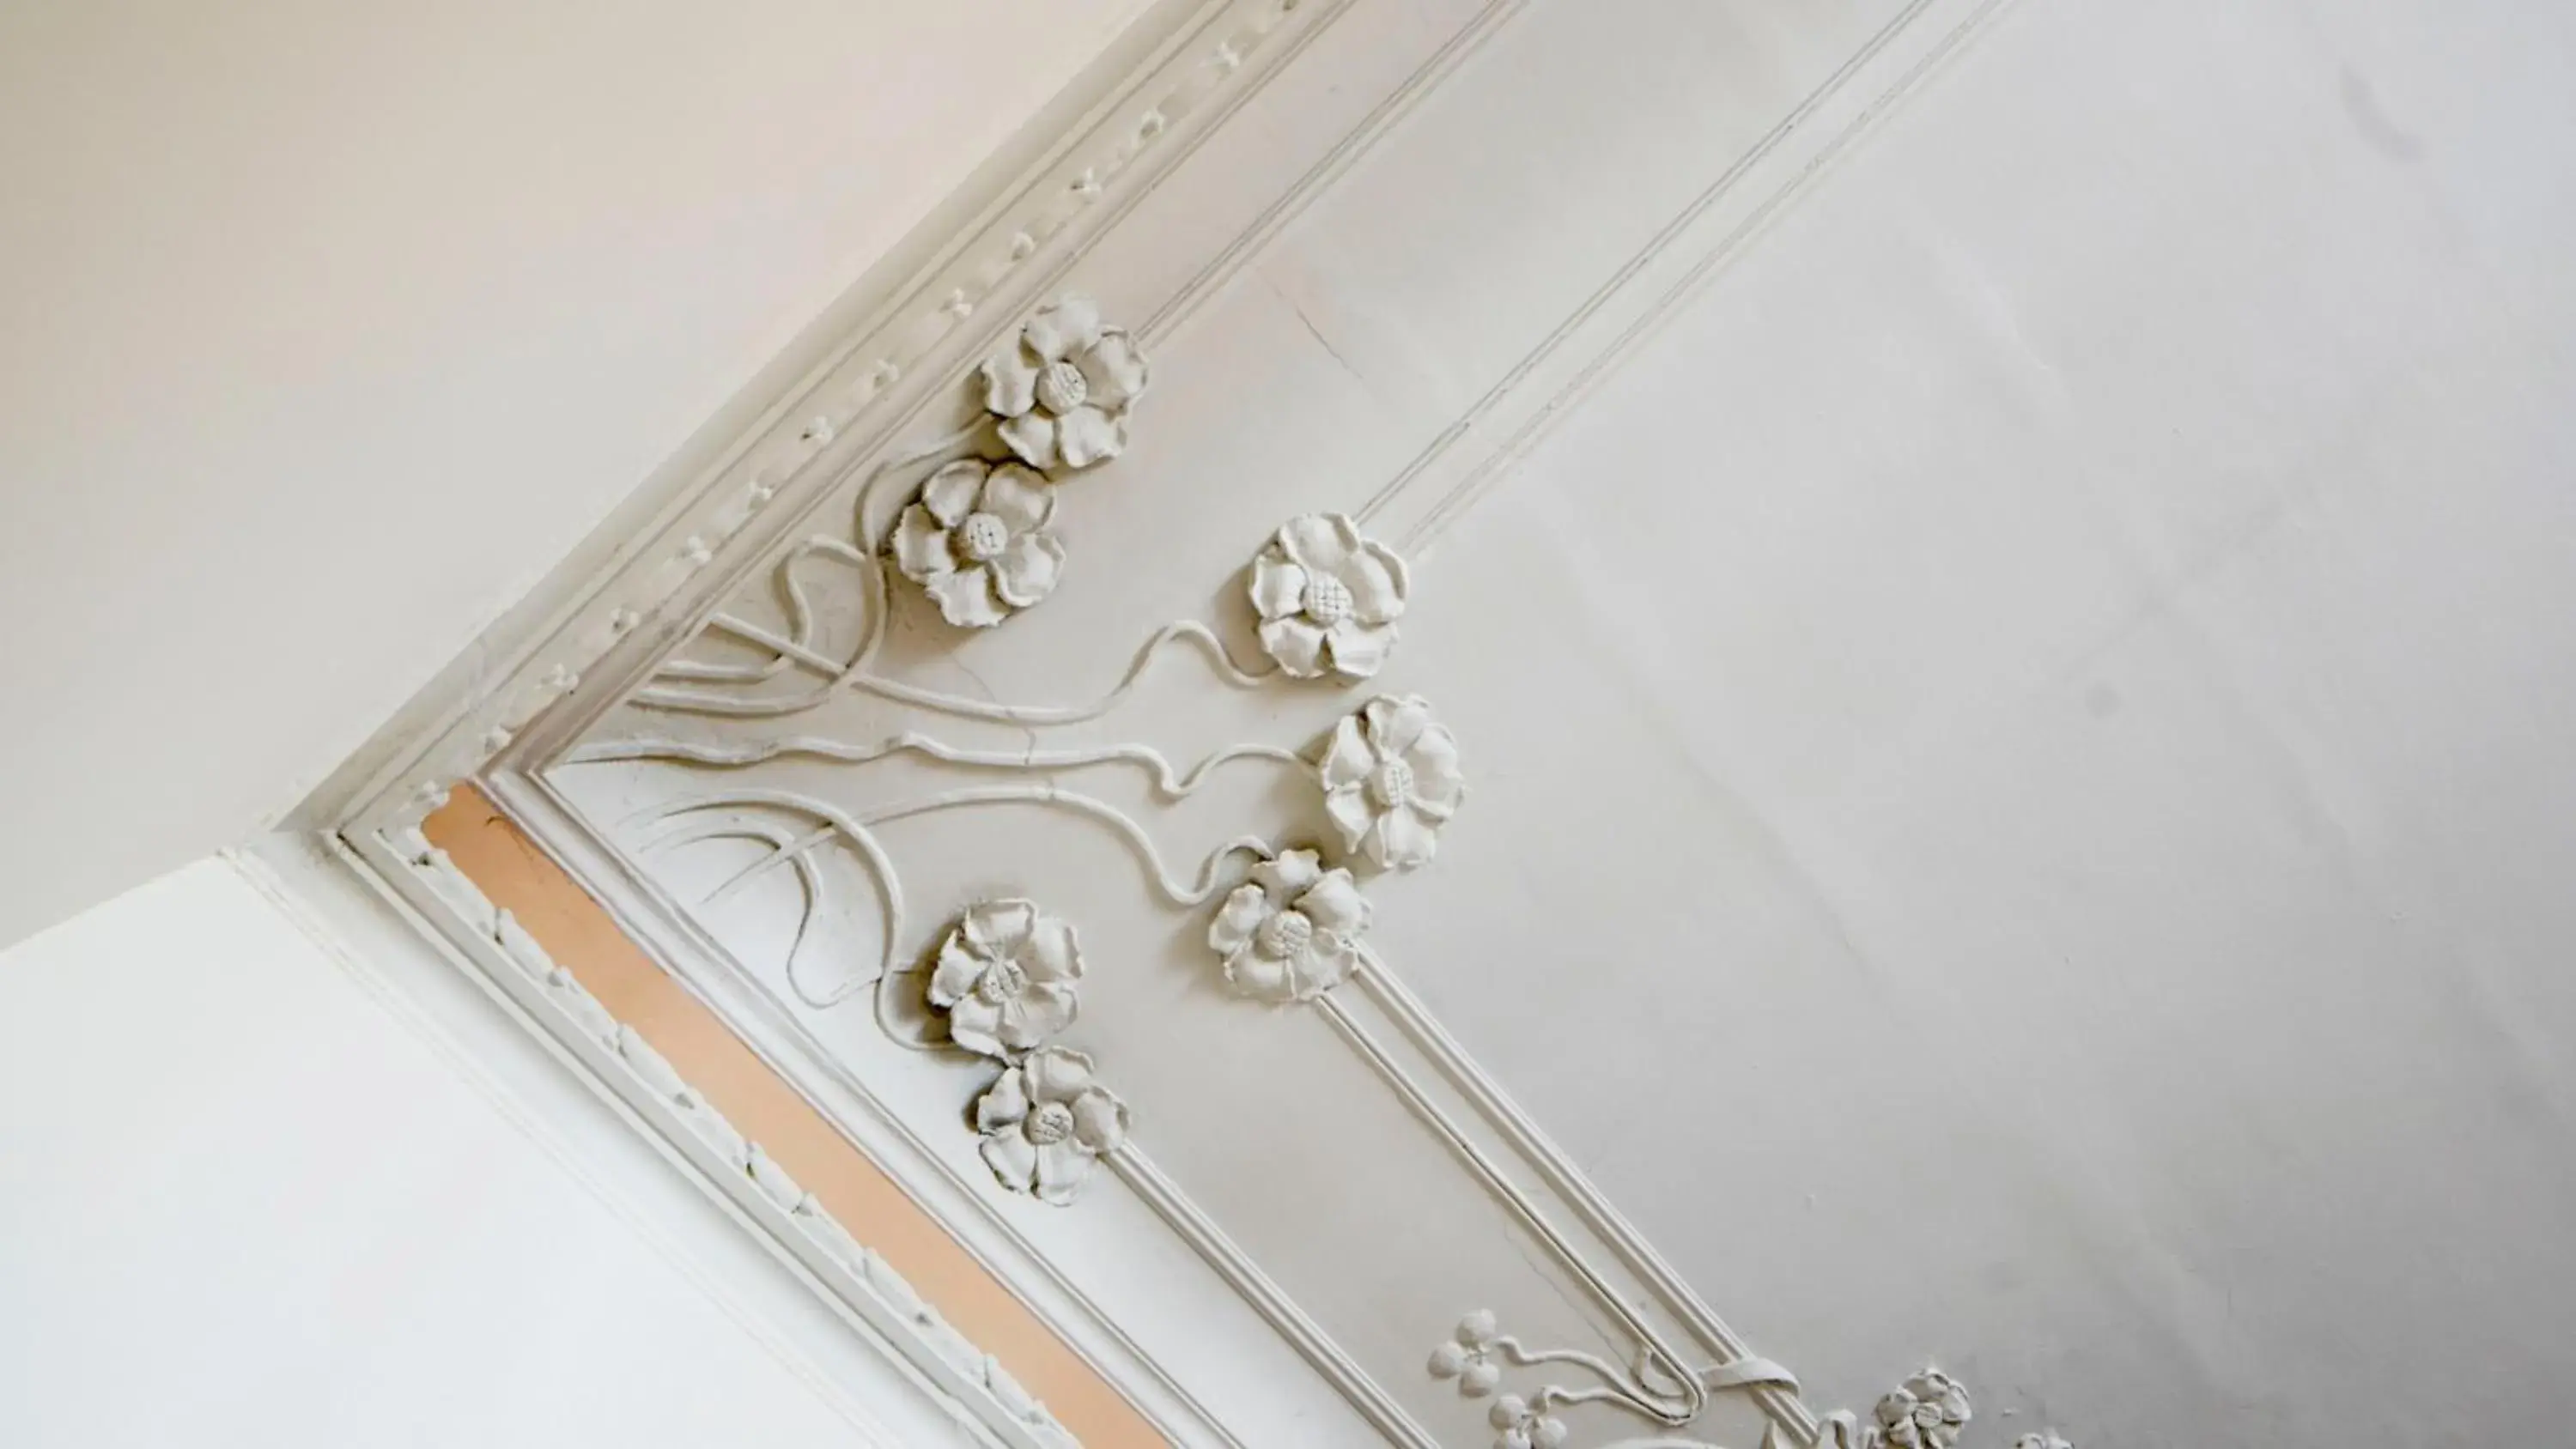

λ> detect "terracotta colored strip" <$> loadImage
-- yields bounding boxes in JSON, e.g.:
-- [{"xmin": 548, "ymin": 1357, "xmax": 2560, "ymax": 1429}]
[{"xmin": 425, "ymin": 786, "xmax": 1163, "ymax": 1447}]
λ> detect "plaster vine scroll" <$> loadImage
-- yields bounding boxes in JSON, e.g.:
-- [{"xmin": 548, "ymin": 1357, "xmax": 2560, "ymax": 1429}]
[{"xmin": 1421, "ymin": 1311, "xmax": 2076, "ymax": 1449}]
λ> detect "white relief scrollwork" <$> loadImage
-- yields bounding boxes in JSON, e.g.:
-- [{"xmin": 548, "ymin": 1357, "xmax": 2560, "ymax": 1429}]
[
  {"xmin": 1208, "ymin": 846, "xmax": 1370, "ymax": 1004},
  {"xmin": 891, "ymin": 459, "xmax": 1068, "ymax": 629},
  {"xmin": 1249, "ymin": 512, "xmax": 1410, "ymax": 681},
  {"xmin": 975, "ymin": 1046, "xmax": 1132, "ymax": 1206},
  {"xmin": 1321, "ymin": 694, "xmax": 1466, "ymax": 870},
  {"xmin": 981, "ymin": 294, "xmax": 1150, "ymax": 472},
  {"xmin": 1417, "ymin": 1314, "xmax": 2076, "ymax": 1449}
]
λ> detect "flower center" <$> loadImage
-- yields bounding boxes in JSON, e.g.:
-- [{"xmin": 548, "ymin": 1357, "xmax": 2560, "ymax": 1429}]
[
  {"xmin": 1368, "ymin": 757, "xmax": 1415, "ymax": 809},
  {"xmin": 975, "ymin": 958, "xmax": 1026, "ymax": 1003},
  {"xmin": 1255, "ymin": 907, "xmax": 1314, "ymax": 959},
  {"xmin": 1303, "ymin": 574, "xmax": 1354, "ymax": 626},
  {"xmin": 955, "ymin": 512, "xmax": 1011, "ymax": 563},
  {"xmin": 1026, "ymin": 1100, "xmax": 1076, "ymax": 1146},
  {"xmin": 1034, "ymin": 361, "xmax": 1088, "ymax": 415}
]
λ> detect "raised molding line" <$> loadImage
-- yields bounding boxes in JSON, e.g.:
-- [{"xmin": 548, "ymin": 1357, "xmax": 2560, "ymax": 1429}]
[{"xmin": 338, "ymin": 826, "xmax": 1077, "ymax": 1449}]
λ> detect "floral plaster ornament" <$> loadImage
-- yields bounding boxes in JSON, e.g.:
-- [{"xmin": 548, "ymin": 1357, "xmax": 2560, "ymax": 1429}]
[
  {"xmin": 1875, "ymin": 1368, "xmax": 1971, "ymax": 1449},
  {"xmin": 1425, "ymin": 1309, "xmax": 1504, "ymax": 1397},
  {"xmin": 1487, "ymin": 1393, "xmax": 1569, "ymax": 1449},
  {"xmin": 1249, "ymin": 513, "xmax": 1408, "ymax": 682},
  {"xmin": 980, "ymin": 295, "xmax": 1148, "ymax": 471},
  {"xmin": 926, "ymin": 900, "xmax": 1083, "ymax": 1059},
  {"xmin": 1209, "ymin": 848, "xmax": 1369, "ymax": 1003},
  {"xmin": 975, "ymin": 1046, "xmax": 1129, "ymax": 1206},
  {"xmin": 1320, "ymin": 694, "xmax": 1465, "ymax": 871},
  {"xmin": 892, "ymin": 460, "xmax": 1067, "ymax": 629}
]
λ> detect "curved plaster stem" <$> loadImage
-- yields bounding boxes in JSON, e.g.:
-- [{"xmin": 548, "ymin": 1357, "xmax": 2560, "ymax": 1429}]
[
  {"xmin": 853, "ymin": 619, "xmax": 1279, "ymax": 725},
  {"xmin": 568, "ymin": 730, "xmax": 1313, "ymax": 800}
]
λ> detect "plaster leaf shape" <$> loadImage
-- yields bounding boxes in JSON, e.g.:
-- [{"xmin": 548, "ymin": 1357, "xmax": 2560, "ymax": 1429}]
[
  {"xmin": 1874, "ymin": 1367, "xmax": 1972, "ymax": 1449},
  {"xmin": 974, "ymin": 1046, "xmax": 1130, "ymax": 1207},
  {"xmin": 926, "ymin": 900, "xmax": 1084, "ymax": 1059},
  {"xmin": 980, "ymin": 294, "xmax": 1148, "ymax": 472},
  {"xmin": 1319, "ymin": 694, "xmax": 1465, "ymax": 871},
  {"xmin": 1487, "ymin": 1392, "xmax": 1570, "ymax": 1449},
  {"xmin": 890, "ymin": 460, "xmax": 1066, "ymax": 628},
  {"xmin": 1209, "ymin": 847, "xmax": 1370, "ymax": 1003},
  {"xmin": 1425, "ymin": 1309, "xmax": 1504, "ymax": 1397},
  {"xmin": 1249, "ymin": 513, "xmax": 1409, "ymax": 682}
]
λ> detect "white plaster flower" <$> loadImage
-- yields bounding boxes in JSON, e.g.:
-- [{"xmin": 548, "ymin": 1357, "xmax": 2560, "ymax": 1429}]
[
  {"xmin": 1209, "ymin": 848, "xmax": 1369, "ymax": 1003},
  {"xmin": 1874, "ymin": 1368, "xmax": 1971, "ymax": 1449},
  {"xmin": 891, "ymin": 460, "xmax": 1066, "ymax": 629},
  {"xmin": 1425, "ymin": 1309, "xmax": 1504, "ymax": 1397},
  {"xmin": 1249, "ymin": 514, "xmax": 1409, "ymax": 682},
  {"xmin": 927, "ymin": 900, "xmax": 1083, "ymax": 1059},
  {"xmin": 1319, "ymin": 695, "xmax": 1465, "ymax": 871},
  {"xmin": 980, "ymin": 295, "xmax": 1148, "ymax": 471},
  {"xmin": 1487, "ymin": 1394, "xmax": 1568, "ymax": 1449},
  {"xmin": 974, "ymin": 1046, "xmax": 1129, "ymax": 1206}
]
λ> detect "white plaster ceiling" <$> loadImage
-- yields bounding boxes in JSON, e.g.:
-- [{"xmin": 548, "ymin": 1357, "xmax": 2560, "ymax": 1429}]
[
  {"xmin": 0, "ymin": 0, "xmax": 1160, "ymax": 949},
  {"xmin": 287, "ymin": 0, "xmax": 2576, "ymax": 1443}
]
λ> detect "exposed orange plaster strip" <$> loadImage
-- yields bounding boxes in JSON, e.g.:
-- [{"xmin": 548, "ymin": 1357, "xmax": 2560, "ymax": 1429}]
[{"xmin": 424, "ymin": 785, "xmax": 1163, "ymax": 1447}]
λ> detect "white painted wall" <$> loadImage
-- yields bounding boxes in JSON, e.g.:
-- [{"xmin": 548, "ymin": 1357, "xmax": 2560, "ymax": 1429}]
[
  {"xmin": 0, "ymin": 0, "xmax": 1157, "ymax": 949},
  {"xmin": 0, "ymin": 854, "xmax": 975, "ymax": 1448}
]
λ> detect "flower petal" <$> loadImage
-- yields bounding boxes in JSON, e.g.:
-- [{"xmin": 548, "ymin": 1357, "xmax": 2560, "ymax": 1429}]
[
  {"xmin": 1374, "ymin": 803, "xmax": 1439, "ymax": 870},
  {"xmin": 920, "ymin": 460, "xmax": 985, "ymax": 527},
  {"xmin": 1076, "ymin": 329, "xmax": 1148, "ymax": 410},
  {"xmin": 975, "ymin": 1067, "xmax": 1030, "ymax": 1131},
  {"xmin": 1290, "ymin": 939, "xmax": 1356, "ymax": 999},
  {"xmin": 1249, "ymin": 551, "xmax": 1307, "ymax": 621},
  {"xmin": 927, "ymin": 934, "xmax": 986, "ymax": 1008},
  {"xmin": 1278, "ymin": 513, "xmax": 1358, "ymax": 574},
  {"xmin": 1007, "ymin": 983, "xmax": 1078, "ymax": 1047},
  {"xmin": 1023, "ymin": 296, "xmax": 1102, "ymax": 363},
  {"xmin": 1258, "ymin": 615, "xmax": 1329, "ymax": 679},
  {"xmin": 1325, "ymin": 621, "xmax": 1397, "ymax": 681},
  {"xmin": 1021, "ymin": 913, "xmax": 1082, "ymax": 983},
  {"xmin": 1429, "ymin": 1342, "xmax": 1469, "ymax": 1379},
  {"xmin": 997, "ymin": 411, "xmax": 1058, "ymax": 470},
  {"xmin": 1406, "ymin": 724, "xmax": 1466, "ymax": 811},
  {"xmin": 963, "ymin": 900, "xmax": 1036, "ymax": 956},
  {"xmin": 1070, "ymin": 1088, "xmax": 1128, "ymax": 1152},
  {"xmin": 1364, "ymin": 694, "xmax": 1433, "ymax": 755},
  {"xmin": 890, "ymin": 504, "xmax": 953, "ymax": 584},
  {"xmin": 1462, "ymin": 1361, "xmax": 1502, "ymax": 1398},
  {"xmin": 1294, "ymin": 868, "xmax": 1369, "ymax": 936},
  {"xmin": 1022, "ymin": 1046, "xmax": 1095, "ymax": 1105},
  {"xmin": 928, "ymin": 565, "xmax": 1010, "ymax": 628},
  {"xmin": 1032, "ymin": 1141, "xmax": 1094, "ymax": 1206},
  {"xmin": 1323, "ymin": 786, "xmax": 1377, "ymax": 854},
  {"xmin": 1225, "ymin": 951, "xmax": 1294, "ymax": 1003},
  {"xmin": 1320, "ymin": 714, "xmax": 1377, "ymax": 787},
  {"xmin": 946, "ymin": 997, "xmax": 1009, "ymax": 1060},
  {"xmin": 1252, "ymin": 848, "xmax": 1323, "ymax": 900},
  {"xmin": 1209, "ymin": 883, "xmax": 1273, "ymax": 955},
  {"xmin": 993, "ymin": 530, "xmax": 1066, "ymax": 609},
  {"xmin": 977, "ymin": 463, "xmax": 1055, "ymax": 535},
  {"xmin": 980, "ymin": 1129, "xmax": 1039, "ymax": 1192},
  {"xmin": 1054, "ymin": 405, "xmax": 1121, "ymax": 470},
  {"xmin": 981, "ymin": 352, "xmax": 1039, "ymax": 419},
  {"xmin": 1340, "ymin": 538, "xmax": 1409, "ymax": 625},
  {"xmin": 1457, "ymin": 1309, "xmax": 1498, "ymax": 1347}
]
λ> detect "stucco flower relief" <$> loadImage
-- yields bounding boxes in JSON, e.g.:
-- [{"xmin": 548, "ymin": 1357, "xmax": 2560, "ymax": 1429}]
[
  {"xmin": 1425, "ymin": 1309, "xmax": 1505, "ymax": 1397},
  {"xmin": 926, "ymin": 900, "xmax": 1083, "ymax": 1059},
  {"xmin": 1875, "ymin": 1368, "xmax": 1971, "ymax": 1449},
  {"xmin": 1321, "ymin": 694, "xmax": 1465, "ymax": 871},
  {"xmin": 1486, "ymin": 1394, "xmax": 1569, "ymax": 1449},
  {"xmin": 893, "ymin": 460, "xmax": 1066, "ymax": 629},
  {"xmin": 1209, "ymin": 848, "xmax": 1369, "ymax": 1003},
  {"xmin": 1249, "ymin": 514, "xmax": 1408, "ymax": 682},
  {"xmin": 975, "ymin": 1046, "xmax": 1130, "ymax": 1206},
  {"xmin": 981, "ymin": 295, "xmax": 1148, "ymax": 471}
]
